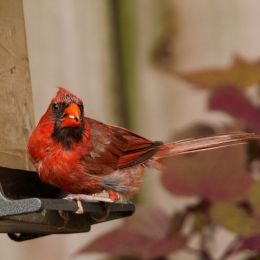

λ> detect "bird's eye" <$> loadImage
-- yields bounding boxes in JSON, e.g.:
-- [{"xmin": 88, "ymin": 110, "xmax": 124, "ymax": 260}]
[{"xmin": 52, "ymin": 103, "xmax": 60, "ymax": 111}]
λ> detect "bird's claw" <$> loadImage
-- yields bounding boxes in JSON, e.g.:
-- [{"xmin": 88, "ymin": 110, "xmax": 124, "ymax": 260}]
[{"xmin": 75, "ymin": 200, "xmax": 84, "ymax": 214}]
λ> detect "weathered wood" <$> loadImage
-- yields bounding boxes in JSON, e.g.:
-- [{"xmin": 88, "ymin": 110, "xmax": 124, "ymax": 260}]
[{"xmin": 0, "ymin": 0, "xmax": 34, "ymax": 170}]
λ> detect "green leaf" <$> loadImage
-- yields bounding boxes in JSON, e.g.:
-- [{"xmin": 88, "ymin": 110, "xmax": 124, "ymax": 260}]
[
  {"xmin": 210, "ymin": 203, "xmax": 260, "ymax": 236},
  {"xmin": 247, "ymin": 181, "xmax": 260, "ymax": 216},
  {"xmin": 178, "ymin": 56, "xmax": 260, "ymax": 90}
]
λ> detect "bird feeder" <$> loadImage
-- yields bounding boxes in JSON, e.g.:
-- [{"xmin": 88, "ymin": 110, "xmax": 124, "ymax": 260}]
[{"xmin": 0, "ymin": 166, "xmax": 135, "ymax": 241}]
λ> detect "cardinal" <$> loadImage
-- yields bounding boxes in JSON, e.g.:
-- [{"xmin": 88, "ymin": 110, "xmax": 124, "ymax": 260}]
[{"xmin": 28, "ymin": 88, "xmax": 259, "ymax": 213}]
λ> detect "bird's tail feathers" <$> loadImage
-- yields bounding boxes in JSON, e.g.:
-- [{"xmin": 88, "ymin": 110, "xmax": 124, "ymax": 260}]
[{"xmin": 153, "ymin": 132, "xmax": 259, "ymax": 159}]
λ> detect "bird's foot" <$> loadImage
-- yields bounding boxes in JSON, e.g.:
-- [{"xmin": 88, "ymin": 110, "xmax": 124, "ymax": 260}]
[
  {"xmin": 65, "ymin": 193, "xmax": 115, "ymax": 203},
  {"xmin": 64, "ymin": 193, "xmax": 117, "ymax": 214},
  {"xmin": 64, "ymin": 195, "xmax": 84, "ymax": 214}
]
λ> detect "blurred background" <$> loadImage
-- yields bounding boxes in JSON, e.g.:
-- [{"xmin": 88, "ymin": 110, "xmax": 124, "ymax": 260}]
[{"xmin": 1, "ymin": 0, "xmax": 260, "ymax": 259}]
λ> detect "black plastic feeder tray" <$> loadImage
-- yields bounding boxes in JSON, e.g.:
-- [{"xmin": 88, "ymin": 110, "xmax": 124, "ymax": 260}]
[{"xmin": 0, "ymin": 166, "xmax": 135, "ymax": 241}]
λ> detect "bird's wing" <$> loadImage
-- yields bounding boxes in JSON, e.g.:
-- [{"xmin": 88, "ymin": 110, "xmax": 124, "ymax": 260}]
[{"xmin": 82, "ymin": 118, "xmax": 161, "ymax": 172}]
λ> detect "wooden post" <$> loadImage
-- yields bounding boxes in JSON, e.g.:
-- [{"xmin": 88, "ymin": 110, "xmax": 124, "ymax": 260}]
[{"xmin": 0, "ymin": 0, "xmax": 34, "ymax": 169}]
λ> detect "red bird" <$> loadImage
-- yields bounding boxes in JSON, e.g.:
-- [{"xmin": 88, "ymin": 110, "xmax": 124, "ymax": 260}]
[{"xmin": 28, "ymin": 88, "xmax": 259, "ymax": 212}]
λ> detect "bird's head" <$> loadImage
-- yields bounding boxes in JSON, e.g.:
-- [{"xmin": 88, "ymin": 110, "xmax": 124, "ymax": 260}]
[{"xmin": 47, "ymin": 87, "xmax": 86, "ymax": 147}]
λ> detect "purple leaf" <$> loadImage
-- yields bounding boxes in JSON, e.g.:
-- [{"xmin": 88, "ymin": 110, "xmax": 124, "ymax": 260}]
[
  {"xmin": 224, "ymin": 234, "xmax": 260, "ymax": 257},
  {"xmin": 77, "ymin": 230, "xmax": 186, "ymax": 259},
  {"xmin": 76, "ymin": 206, "xmax": 187, "ymax": 259},
  {"xmin": 123, "ymin": 206, "xmax": 170, "ymax": 239},
  {"xmin": 161, "ymin": 144, "xmax": 253, "ymax": 201},
  {"xmin": 237, "ymin": 234, "xmax": 260, "ymax": 251},
  {"xmin": 209, "ymin": 86, "xmax": 260, "ymax": 133}
]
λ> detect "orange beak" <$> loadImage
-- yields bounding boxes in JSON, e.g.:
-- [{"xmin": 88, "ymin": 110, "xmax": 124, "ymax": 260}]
[{"xmin": 61, "ymin": 103, "xmax": 81, "ymax": 128}]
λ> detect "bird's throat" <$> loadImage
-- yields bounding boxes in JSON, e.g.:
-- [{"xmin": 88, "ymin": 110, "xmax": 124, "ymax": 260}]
[{"xmin": 52, "ymin": 126, "xmax": 85, "ymax": 149}]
